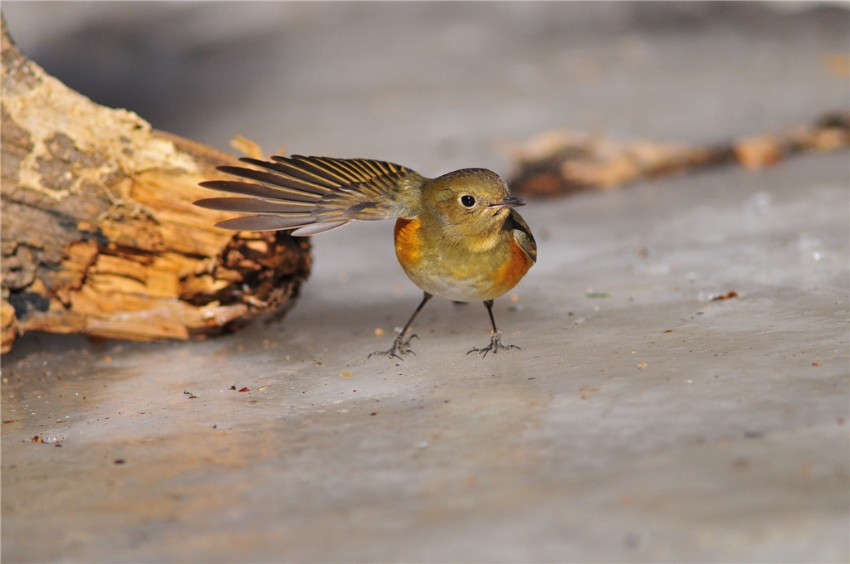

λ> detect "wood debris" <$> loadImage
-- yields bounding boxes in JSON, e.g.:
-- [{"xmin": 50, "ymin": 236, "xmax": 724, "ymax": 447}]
[{"xmin": 508, "ymin": 113, "xmax": 850, "ymax": 197}]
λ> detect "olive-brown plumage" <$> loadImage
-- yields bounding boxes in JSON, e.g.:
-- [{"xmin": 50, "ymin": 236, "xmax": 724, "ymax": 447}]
[{"xmin": 197, "ymin": 155, "xmax": 536, "ymax": 357}]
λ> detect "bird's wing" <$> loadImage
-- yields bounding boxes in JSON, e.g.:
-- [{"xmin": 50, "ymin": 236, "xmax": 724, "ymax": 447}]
[
  {"xmin": 197, "ymin": 155, "xmax": 425, "ymax": 235},
  {"xmin": 508, "ymin": 210, "xmax": 537, "ymax": 263}
]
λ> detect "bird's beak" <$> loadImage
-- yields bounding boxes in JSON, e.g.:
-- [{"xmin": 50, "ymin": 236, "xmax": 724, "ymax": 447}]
[{"xmin": 488, "ymin": 195, "xmax": 526, "ymax": 210}]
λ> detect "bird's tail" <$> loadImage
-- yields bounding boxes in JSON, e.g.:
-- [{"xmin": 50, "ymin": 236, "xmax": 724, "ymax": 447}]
[{"xmin": 197, "ymin": 155, "xmax": 423, "ymax": 236}]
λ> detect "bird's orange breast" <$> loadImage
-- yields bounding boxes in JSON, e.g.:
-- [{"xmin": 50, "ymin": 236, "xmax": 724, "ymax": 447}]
[
  {"xmin": 394, "ymin": 217, "xmax": 423, "ymax": 271},
  {"xmin": 394, "ymin": 216, "xmax": 532, "ymax": 302},
  {"xmin": 492, "ymin": 238, "xmax": 534, "ymax": 296}
]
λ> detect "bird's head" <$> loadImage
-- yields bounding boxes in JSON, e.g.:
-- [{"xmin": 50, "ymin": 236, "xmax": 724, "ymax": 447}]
[{"xmin": 423, "ymin": 168, "xmax": 525, "ymax": 240}]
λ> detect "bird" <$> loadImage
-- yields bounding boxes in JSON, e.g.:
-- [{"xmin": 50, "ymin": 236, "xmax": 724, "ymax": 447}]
[{"xmin": 196, "ymin": 155, "xmax": 536, "ymax": 358}]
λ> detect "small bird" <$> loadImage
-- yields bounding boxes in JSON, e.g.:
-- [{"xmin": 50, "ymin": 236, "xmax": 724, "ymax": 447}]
[{"xmin": 196, "ymin": 155, "xmax": 536, "ymax": 358}]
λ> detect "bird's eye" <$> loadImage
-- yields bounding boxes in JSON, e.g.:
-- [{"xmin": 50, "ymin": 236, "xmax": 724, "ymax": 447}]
[{"xmin": 460, "ymin": 195, "xmax": 476, "ymax": 208}]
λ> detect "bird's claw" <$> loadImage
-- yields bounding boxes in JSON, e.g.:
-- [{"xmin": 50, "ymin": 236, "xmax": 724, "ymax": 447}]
[
  {"xmin": 467, "ymin": 332, "xmax": 520, "ymax": 358},
  {"xmin": 369, "ymin": 334, "xmax": 419, "ymax": 360}
]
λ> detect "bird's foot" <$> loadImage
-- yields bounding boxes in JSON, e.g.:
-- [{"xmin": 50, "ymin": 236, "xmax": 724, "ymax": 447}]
[
  {"xmin": 369, "ymin": 334, "xmax": 419, "ymax": 360},
  {"xmin": 467, "ymin": 331, "xmax": 520, "ymax": 358}
]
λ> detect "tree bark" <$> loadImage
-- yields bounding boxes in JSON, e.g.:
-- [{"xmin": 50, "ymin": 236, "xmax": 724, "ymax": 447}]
[{"xmin": 1, "ymin": 16, "xmax": 311, "ymax": 353}]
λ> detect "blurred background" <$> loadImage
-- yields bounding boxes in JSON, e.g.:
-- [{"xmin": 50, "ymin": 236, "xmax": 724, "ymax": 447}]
[
  {"xmin": 2, "ymin": 4, "xmax": 849, "ymax": 562},
  {"xmin": 4, "ymin": 2, "xmax": 848, "ymax": 175}
]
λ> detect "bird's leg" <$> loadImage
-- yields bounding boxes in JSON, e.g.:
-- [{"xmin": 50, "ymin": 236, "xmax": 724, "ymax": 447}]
[
  {"xmin": 467, "ymin": 299, "xmax": 520, "ymax": 357},
  {"xmin": 369, "ymin": 293, "xmax": 432, "ymax": 360}
]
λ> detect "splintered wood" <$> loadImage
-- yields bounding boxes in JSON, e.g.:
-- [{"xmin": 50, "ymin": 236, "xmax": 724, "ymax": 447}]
[
  {"xmin": 508, "ymin": 114, "xmax": 850, "ymax": 197},
  {"xmin": 0, "ymin": 18, "xmax": 311, "ymax": 353}
]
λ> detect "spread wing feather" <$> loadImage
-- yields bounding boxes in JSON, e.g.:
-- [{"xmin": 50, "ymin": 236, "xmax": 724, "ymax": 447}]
[
  {"xmin": 214, "ymin": 215, "xmax": 327, "ymax": 232},
  {"xmin": 197, "ymin": 155, "xmax": 424, "ymax": 235},
  {"xmin": 195, "ymin": 197, "xmax": 315, "ymax": 214}
]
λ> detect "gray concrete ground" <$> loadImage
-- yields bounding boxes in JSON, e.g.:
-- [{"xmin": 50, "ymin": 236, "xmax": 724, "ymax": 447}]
[{"xmin": 2, "ymin": 3, "xmax": 849, "ymax": 562}]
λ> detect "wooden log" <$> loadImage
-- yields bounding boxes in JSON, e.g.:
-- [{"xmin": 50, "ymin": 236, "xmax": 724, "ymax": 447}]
[{"xmin": 0, "ymin": 16, "xmax": 311, "ymax": 353}]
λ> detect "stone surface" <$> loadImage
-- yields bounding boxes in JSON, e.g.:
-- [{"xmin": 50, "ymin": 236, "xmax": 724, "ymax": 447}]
[{"xmin": 2, "ymin": 3, "xmax": 848, "ymax": 562}]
